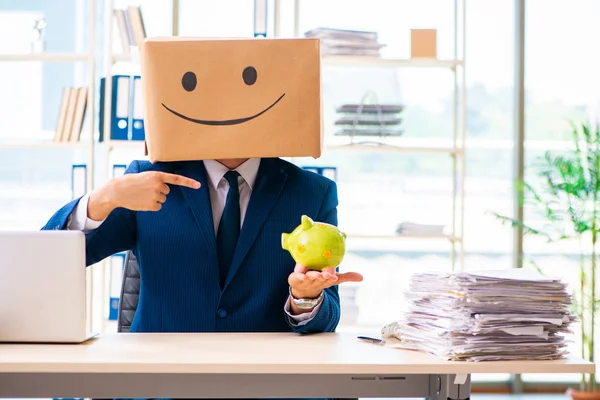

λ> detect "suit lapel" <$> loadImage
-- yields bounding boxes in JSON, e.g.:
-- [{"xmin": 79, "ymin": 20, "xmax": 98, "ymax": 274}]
[
  {"xmin": 223, "ymin": 158, "xmax": 288, "ymax": 291},
  {"xmin": 173, "ymin": 161, "xmax": 218, "ymax": 272}
]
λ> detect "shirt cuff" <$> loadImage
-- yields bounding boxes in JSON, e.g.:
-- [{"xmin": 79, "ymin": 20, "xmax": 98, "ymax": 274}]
[
  {"xmin": 284, "ymin": 294, "xmax": 323, "ymax": 326},
  {"xmin": 67, "ymin": 194, "xmax": 105, "ymax": 232}
]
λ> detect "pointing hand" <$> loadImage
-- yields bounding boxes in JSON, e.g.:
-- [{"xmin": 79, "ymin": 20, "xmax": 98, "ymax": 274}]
[{"xmin": 88, "ymin": 171, "xmax": 201, "ymax": 221}]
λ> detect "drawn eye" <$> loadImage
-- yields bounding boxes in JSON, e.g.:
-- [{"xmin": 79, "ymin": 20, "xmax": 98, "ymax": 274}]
[
  {"xmin": 242, "ymin": 66, "xmax": 257, "ymax": 86},
  {"xmin": 182, "ymin": 71, "xmax": 197, "ymax": 91}
]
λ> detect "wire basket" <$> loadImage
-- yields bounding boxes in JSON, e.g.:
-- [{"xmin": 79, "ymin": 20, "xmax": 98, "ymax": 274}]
[{"xmin": 334, "ymin": 90, "xmax": 404, "ymax": 145}]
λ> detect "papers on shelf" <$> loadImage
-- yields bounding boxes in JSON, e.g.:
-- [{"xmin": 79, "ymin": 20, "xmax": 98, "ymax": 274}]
[
  {"xmin": 381, "ymin": 268, "xmax": 576, "ymax": 362},
  {"xmin": 304, "ymin": 27, "xmax": 385, "ymax": 57},
  {"xmin": 396, "ymin": 222, "xmax": 445, "ymax": 235}
]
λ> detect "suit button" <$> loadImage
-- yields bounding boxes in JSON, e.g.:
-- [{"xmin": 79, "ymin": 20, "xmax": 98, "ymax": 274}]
[{"xmin": 217, "ymin": 308, "xmax": 228, "ymax": 318}]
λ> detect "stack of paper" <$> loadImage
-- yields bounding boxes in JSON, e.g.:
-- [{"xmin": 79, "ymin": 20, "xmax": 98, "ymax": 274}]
[
  {"xmin": 382, "ymin": 269, "xmax": 576, "ymax": 362},
  {"xmin": 304, "ymin": 27, "xmax": 384, "ymax": 57}
]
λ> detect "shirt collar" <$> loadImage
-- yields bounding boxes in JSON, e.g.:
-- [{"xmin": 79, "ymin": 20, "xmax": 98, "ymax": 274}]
[{"xmin": 203, "ymin": 158, "xmax": 261, "ymax": 190}]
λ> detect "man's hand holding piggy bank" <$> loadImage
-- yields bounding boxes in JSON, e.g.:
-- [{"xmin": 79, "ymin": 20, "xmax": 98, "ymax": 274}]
[{"xmin": 283, "ymin": 215, "xmax": 363, "ymax": 304}]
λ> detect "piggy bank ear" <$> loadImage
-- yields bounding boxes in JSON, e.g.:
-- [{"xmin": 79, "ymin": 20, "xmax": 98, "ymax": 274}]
[{"xmin": 301, "ymin": 215, "xmax": 314, "ymax": 229}]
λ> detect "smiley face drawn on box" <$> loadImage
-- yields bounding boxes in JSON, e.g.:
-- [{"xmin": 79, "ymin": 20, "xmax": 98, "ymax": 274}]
[
  {"xmin": 162, "ymin": 67, "xmax": 285, "ymax": 127},
  {"xmin": 140, "ymin": 37, "xmax": 323, "ymax": 162}
]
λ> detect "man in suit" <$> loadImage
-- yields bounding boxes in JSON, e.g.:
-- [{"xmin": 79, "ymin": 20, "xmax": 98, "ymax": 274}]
[
  {"xmin": 42, "ymin": 156, "xmax": 363, "ymax": 334},
  {"xmin": 42, "ymin": 36, "xmax": 363, "ymax": 337}
]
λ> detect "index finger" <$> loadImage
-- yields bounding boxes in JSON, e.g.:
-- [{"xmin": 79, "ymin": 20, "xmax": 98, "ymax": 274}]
[{"xmin": 159, "ymin": 172, "xmax": 201, "ymax": 189}]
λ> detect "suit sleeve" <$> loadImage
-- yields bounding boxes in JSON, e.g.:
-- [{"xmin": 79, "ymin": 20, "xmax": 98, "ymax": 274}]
[
  {"xmin": 41, "ymin": 161, "xmax": 140, "ymax": 266},
  {"xmin": 287, "ymin": 179, "xmax": 341, "ymax": 334}
]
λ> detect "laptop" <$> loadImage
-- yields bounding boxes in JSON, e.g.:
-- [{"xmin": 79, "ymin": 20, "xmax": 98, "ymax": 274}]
[{"xmin": 0, "ymin": 230, "xmax": 98, "ymax": 343}]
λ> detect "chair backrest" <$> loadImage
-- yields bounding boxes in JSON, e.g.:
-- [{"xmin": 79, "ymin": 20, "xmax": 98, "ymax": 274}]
[{"xmin": 116, "ymin": 251, "xmax": 140, "ymax": 333}]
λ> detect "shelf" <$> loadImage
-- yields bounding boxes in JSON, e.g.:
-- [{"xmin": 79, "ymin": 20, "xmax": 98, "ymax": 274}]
[
  {"xmin": 113, "ymin": 53, "xmax": 132, "ymax": 63},
  {"xmin": 0, "ymin": 141, "xmax": 89, "ymax": 149},
  {"xmin": 104, "ymin": 140, "xmax": 145, "ymax": 151},
  {"xmin": 0, "ymin": 53, "xmax": 90, "ymax": 62},
  {"xmin": 347, "ymin": 233, "xmax": 461, "ymax": 242},
  {"xmin": 324, "ymin": 142, "xmax": 463, "ymax": 155},
  {"xmin": 321, "ymin": 55, "xmax": 463, "ymax": 69},
  {"xmin": 102, "ymin": 141, "xmax": 460, "ymax": 155}
]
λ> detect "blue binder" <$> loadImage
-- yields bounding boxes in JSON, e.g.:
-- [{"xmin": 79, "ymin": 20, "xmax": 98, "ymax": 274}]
[
  {"xmin": 112, "ymin": 164, "xmax": 127, "ymax": 178},
  {"xmin": 99, "ymin": 75, "xmax": 131, "ymax": 141},
  {"xmin": 253, "ymin": 0, "xmax": 267, "ymax": 37},
  {"xmin": 71, "ymin": 164, "xmax": 87, "ymax": 199},
  {"xmin": 131, "ymin": 75, "xmax": 145, "ymax": 141},
  {"xmin": 108, "ymin": 252, "xmax": 126, "ymax": 321}
]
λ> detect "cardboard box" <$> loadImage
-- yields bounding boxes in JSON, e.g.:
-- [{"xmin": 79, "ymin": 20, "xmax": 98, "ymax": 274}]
[
  {"xmin": 140, "ymin": 37, "xmax": 323, "ymax": 162},
  {"xmin": 410, "ymin": 29, "xmax": 437, "ymax": 59}
]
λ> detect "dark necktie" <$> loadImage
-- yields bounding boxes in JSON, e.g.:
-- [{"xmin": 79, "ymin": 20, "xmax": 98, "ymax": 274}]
[{"xmin": 216, "ymin": 170, "xmax": 241, "ymax": 288}]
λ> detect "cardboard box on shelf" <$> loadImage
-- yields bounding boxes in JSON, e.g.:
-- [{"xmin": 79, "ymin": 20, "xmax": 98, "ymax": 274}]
[{"xmin": 410, "ymin": 29, "xmax": 437, "ymax": 59}]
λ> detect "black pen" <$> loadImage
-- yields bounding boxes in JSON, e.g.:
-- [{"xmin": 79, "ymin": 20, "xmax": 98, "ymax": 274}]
[{"xmin": 357, "ymin": 336, "xmax": 386, "ymax": 345}]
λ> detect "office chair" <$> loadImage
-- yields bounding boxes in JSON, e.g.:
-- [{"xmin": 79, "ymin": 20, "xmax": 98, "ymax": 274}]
[{"xmin": 116, "ymin": 251, "xmax": 140, "ymax": 332}]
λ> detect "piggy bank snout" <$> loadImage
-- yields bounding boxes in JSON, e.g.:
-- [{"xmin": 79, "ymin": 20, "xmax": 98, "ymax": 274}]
[{"xmin": 281, "ymin": 232, "xmax": 291, "ymax": 251}]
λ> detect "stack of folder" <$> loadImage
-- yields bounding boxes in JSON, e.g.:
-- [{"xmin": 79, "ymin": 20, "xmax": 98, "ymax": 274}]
[
  {"xmin": 304, "ymin": 27, "xmax": 384, "ymax": 57},
  {"xmin": 333, "ymin": 103, "xmax": 404, "ymax": 138},
  {"xmin": 99, "ymin": 75, "xmax": 145, "ymax": 141},
  {"xmin": 382, "ymin": 269, "xmax": 576, "ymax": 361}
]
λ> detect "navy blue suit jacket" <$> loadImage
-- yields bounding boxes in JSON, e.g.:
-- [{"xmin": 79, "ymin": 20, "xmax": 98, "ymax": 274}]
[{"xmin": 42, "ymin": 157, "xmax": 340, "ymax": 334}]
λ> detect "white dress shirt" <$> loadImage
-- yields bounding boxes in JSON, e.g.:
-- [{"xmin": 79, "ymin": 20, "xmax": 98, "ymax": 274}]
[{"xmin": 68, "ymin": 158, "xmax": 322, "ymax": 325}]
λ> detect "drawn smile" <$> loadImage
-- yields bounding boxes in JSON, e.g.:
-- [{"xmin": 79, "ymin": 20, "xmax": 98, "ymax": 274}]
[{"xmin": 161, "ymin": 93, "xmax": 286, "ymax": 126}]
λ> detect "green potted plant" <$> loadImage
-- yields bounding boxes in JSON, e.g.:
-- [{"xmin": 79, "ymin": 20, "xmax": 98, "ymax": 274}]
[{"xmin": 493, "ymin": 121, "xmax": 597, "ymax": 398}]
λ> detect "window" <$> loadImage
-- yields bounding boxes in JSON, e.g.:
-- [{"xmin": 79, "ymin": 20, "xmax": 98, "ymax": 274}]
[
  {"xmin": 0, "ymin": 1, "xmax": 91, "ymax": 232},
  {"xmin": 520, "ymin": 0, "xmax": 600, "ymax": 384}
]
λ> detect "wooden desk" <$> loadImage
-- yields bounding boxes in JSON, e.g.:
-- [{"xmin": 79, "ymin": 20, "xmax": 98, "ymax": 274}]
[{"xmin": 0, "ymin": 332, "xmax": 594, "ymax": 399}]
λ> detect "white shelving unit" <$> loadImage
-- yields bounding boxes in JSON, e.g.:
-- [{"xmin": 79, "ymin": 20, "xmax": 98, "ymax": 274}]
[
  {"xmin": 276, "ymin": 0, "xmax": 467, "ymax": 270},
  {"xmin": 94, "ymin": 0, "xmax": 180, "ymax": 333},
  {"xmin": 15, "ymin": 0, "xmax": 465, "ymax": 331}
]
